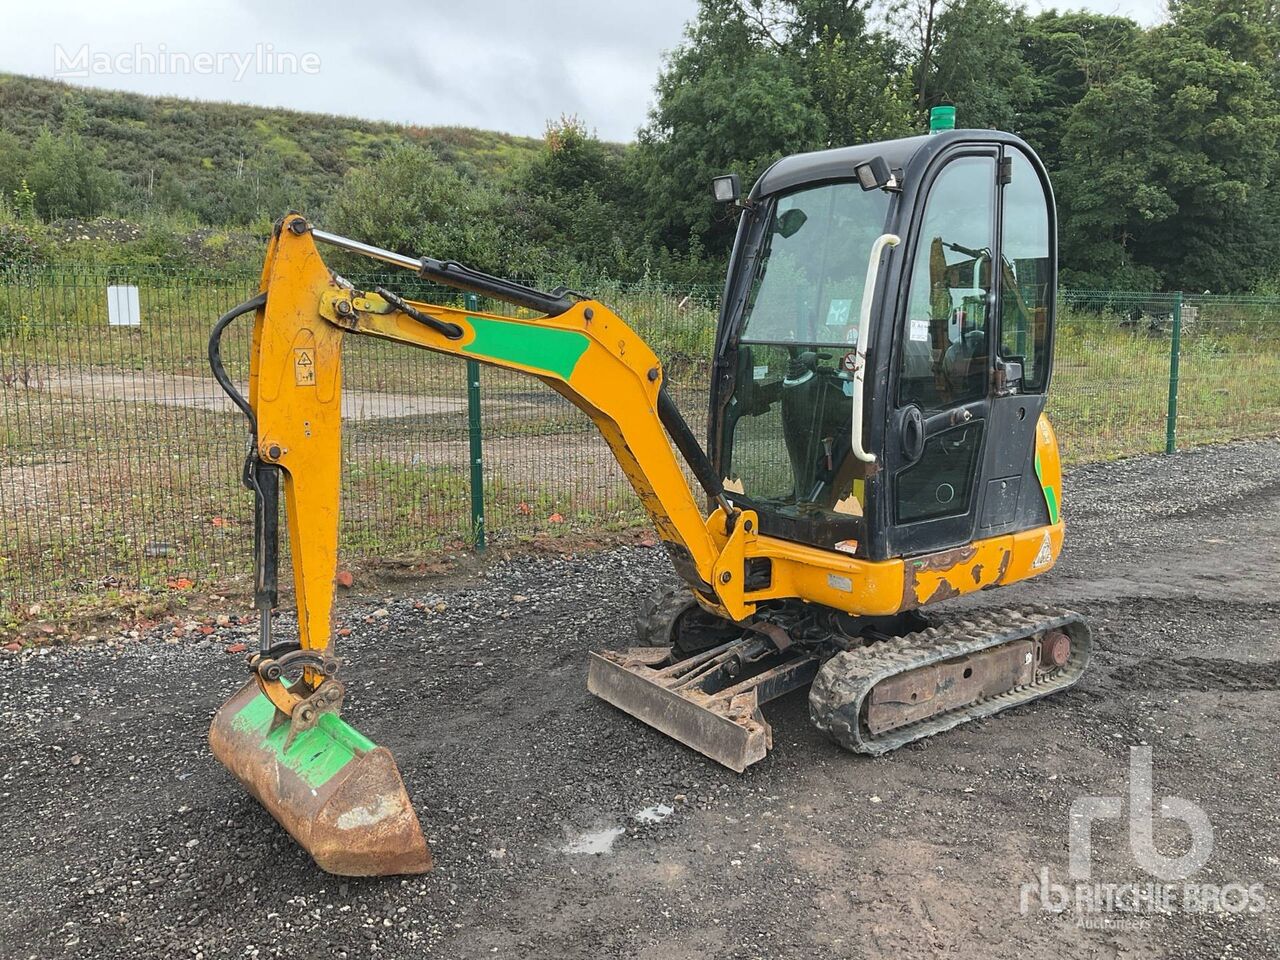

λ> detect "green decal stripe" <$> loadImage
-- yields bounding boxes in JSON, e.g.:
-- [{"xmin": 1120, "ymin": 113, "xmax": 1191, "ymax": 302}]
[
  {"xmin": 1033, "ymin": 451, "xmax": 1060, "ymax": 525},
  {"xmin": 1045, "ymin": 485, "xmax": 1060, "ymax": 525},
  {"xmin": 463, "ymin": 316, "xmax": 589, "ymax": 380},
  {"xmin": 231, "ymin": 691, "xmax": 375, "ymax": 789}
]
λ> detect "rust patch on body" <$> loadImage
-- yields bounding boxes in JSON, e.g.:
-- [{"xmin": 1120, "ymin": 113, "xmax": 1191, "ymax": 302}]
[
  {"xmin": 994, "ymin": 549, "xmax": 1012, "ymax": 584},
  {"xmin": 924, "ymin": 578, "xmax": 963, "ymax": 605},
  {"xmin": 900, "ymin": 542, "xmax": 1017, "ymax": 611},
  {"xmin": 901, "ymin": 544, "xmax": 978, "ymax": 610},
  {"xmin": 912, "ymin": 544, "xmax": 978, "ymax": 572}
]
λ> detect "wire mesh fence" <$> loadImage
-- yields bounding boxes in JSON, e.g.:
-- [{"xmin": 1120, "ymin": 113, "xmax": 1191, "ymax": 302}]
[{"xmin": 2, "ymin": 267, "xmax": 1278, "ymax": 606}]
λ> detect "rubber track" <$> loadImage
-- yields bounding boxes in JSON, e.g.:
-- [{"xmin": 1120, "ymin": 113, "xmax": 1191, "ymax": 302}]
[{"xmin": 809, "ymin": 605, "xmax": 1092, "ymax": 756}]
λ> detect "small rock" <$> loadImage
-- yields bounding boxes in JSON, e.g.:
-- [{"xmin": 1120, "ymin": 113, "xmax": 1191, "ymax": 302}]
[
  {"xmin": 335, "ymin": 571, "xmax": 355, "ymax": 589},
  {"xmin": 225, "ymin": 643, "xmax": 247, "ymax": 654},
  {"xmin": 372, "ymin": 608, "xmax": 389, "ymax": 619}
]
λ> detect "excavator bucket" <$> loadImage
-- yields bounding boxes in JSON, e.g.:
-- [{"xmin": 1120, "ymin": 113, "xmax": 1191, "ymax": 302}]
[{"xmin": 208, "ymin": 679, "xmax": 431, "ymax": 876}]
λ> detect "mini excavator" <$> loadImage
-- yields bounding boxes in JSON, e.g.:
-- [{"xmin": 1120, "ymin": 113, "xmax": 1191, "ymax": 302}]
[{"xmin": 207, "ymin": 117, "xmax": 1091, "ymax": 876}]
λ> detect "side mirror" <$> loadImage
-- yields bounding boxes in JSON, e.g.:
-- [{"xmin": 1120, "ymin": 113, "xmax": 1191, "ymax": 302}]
[
  {"xmin": 774, "ymin": 208, "xmax": 807, "ymax": 239},
  {"xmin": 711, "ymin": 174, "xmax": 741, "ymax": 203}
]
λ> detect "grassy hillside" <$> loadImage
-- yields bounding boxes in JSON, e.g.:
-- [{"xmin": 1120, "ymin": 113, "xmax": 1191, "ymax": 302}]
[{"xmin": 0, "ymin": 74, "xmax": 545, "ymax": 225}]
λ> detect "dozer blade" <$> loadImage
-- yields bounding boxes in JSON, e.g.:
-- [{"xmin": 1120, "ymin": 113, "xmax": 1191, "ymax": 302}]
[
  {"xmin": 209, "ymin": 679, "xmax": 431, "ymax": 876},
  {"xmin": 587, "ymin": 640, "xmax": 819, "ymax": 773}
]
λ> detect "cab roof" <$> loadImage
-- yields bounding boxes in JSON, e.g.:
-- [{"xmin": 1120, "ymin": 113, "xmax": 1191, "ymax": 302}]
[{"xmin": 750, "ymin": 129, "xmax": 1032, "ymax": 199}]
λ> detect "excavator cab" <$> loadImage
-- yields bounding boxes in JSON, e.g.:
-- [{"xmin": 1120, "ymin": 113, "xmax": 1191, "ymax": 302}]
[{"xmin": 710, "ymin": 129, "xmax": 1059, "ymax": 564}]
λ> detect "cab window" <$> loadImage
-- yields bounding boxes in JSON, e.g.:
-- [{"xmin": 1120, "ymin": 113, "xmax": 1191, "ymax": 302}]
[
  {"xmin": 999, "ymin": 151, "xmax": 1052, "ymax": 390},
  {"xmin": 741, "ymin": 182, "xmax": 891, "ymax": 347},
  {"xmin": 897, "ymin": 156, "xmax": 996, "ymax": 411}
]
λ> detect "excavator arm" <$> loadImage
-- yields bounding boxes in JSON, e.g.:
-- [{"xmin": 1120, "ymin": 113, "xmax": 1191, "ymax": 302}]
[{"xmin": 206, "ymin": 215, "xmax": 766, "ymax": 875}]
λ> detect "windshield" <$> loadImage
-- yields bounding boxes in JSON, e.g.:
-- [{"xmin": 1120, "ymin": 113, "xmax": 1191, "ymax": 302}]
[{"xmin": 740, "ymin": 182, "xmax": 892, "ymax": 346}]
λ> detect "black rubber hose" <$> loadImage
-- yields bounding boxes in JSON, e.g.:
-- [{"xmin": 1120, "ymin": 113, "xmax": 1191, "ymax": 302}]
[
  {"xmin": 374, "ymin": 285, "xmax": 464, "ymax": 339},
  {"xmin": 208, "ymin": 291, "xmax": 268, "ymax": 435}
]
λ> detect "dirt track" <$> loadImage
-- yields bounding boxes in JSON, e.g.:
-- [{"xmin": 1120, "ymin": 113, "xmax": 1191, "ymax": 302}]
[{"xmin": 2, "ymin": 439, "xmax": 1278, "ymax": 959}]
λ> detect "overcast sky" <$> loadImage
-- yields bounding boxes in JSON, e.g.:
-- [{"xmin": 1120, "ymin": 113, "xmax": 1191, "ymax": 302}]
[{"xmin": 3, "ymin": 0, "xmax": 1167, "ymax": 142}]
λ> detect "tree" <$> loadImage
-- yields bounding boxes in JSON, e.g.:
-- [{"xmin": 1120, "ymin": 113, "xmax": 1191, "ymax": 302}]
[
  {"xmin": 1016, "ymin": 11, "xmax": 1142, "ymax": 170},
  {"xmin": 325, "ymin": 143, "xmax": 505, "ymax": 270},
  {"xmin": 925, "ymin": 0, "xmax": 1037, "ymax": 130},
  {"xmin": 1131, "ymin": 17, "xmax": 1280, "ymax": 290},
  {"xmin": 24, "ymin": 123, "xmax": 116, "ymax": 221},
  {"xmin": 499, "ymin": 116, "xmax": 645, "ymax": 281},
  {"xmin": 0, "ymin": 129, "xmax": 26, "ymax": 204},
  {"xmin": 894, "ymin": 0, "xmax": 946, "ymax": 108},
  {"xmin": 806, "ymin": 30, "xmax": 916, "ymax": 147},
  {"xmin": 1055, "ymin": 72, "xmax": 1174, "ymax": 288},
  {"xmin": 639, "ymin": 32, "xmax": 827, "ymax": 253}
]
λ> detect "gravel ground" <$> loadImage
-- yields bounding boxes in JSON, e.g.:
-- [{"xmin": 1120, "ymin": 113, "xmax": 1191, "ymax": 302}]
[{"xmin": 2, "ymin": 438, "xmax": 1279, "ymax": 960}]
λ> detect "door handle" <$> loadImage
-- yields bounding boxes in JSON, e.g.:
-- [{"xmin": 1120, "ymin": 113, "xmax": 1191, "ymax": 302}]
[{"xmin": 901, "ymin": 405, "xmax": 925, "ymax": 462}]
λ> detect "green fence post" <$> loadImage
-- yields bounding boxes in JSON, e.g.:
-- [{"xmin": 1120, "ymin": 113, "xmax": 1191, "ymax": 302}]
[
  {"xmin": 1165, "ymin": 291, "xmax": 1183, "ymax": 454},
  {"xmin": 464, "ymin": 292, "xmax": 485, "ymax": 550}
]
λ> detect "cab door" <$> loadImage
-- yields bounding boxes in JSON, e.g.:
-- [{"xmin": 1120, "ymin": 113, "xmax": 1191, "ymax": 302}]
[
  {"xmin": 883, "ymin": 149, "xmax": 999, "ymax": 556},
  {"xmin": 976, "ymin": 147, "xmax": 1057, "ymax": 536}
]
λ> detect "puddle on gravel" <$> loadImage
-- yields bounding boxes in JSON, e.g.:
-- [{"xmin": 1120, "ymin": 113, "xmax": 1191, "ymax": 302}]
[
  {"xmin": 560, "ymin": 826, "xmax": 626, "ymax": 855},
  {"xmin": 560, "ymin": 804, "xmax": 675, "ymax": 854},
  {"xmin": 634, "ymin": 803, "xmax": 674, "ymax": 823}
]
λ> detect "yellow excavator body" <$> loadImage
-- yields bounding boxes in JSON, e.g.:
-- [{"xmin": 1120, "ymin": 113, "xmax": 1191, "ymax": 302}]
[{"xmin": 208, "ymin": 126, "xmax": 1088, "ymax": 875}]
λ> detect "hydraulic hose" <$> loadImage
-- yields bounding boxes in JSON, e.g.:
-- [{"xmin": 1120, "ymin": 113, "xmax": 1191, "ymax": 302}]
[{"xmin": 208, "ymin": 291, "xmax": 268, "ymax": 436}]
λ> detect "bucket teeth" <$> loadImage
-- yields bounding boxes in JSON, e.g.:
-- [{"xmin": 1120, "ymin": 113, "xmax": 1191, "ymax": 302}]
[{"xmin": 209, "ymin": 679, "xmax": 431, "ymax": 876}]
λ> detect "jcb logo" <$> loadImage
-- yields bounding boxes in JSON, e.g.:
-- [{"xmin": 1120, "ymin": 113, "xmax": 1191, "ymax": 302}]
[{"xmin": 1068, "ymin": 746, "xmax": 1213, "ymax": 881}]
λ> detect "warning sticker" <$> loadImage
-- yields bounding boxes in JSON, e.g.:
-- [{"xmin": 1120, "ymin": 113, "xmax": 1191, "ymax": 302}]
[
  {"xmin": 1032, "ymin": 531, "xmax": 1053, "ymax": 568},
  {"xmin": 294, "ymin": 347, "xmax": 316, "ymax": 386},
  {"xmin": 910, "ymin": 318, "xmax": 930, "ymax": 342}
]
